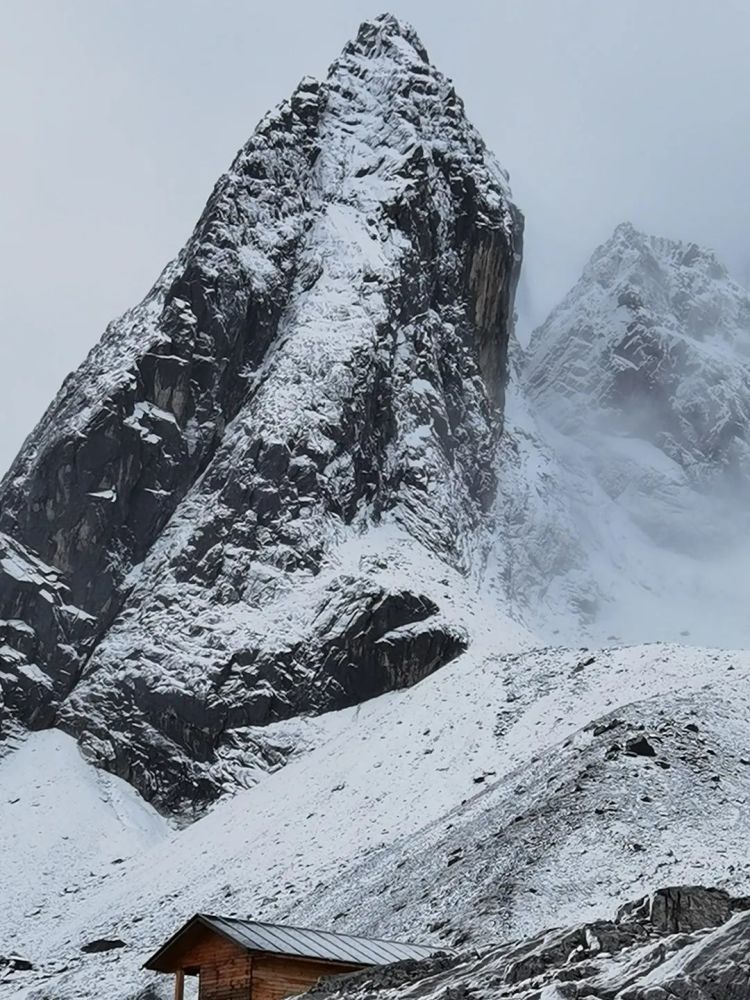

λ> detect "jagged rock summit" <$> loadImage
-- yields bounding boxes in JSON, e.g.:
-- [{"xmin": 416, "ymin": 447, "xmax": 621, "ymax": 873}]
[{"xmin": 0, "ymin": 14, "xmax": 523, "ymax": 810}]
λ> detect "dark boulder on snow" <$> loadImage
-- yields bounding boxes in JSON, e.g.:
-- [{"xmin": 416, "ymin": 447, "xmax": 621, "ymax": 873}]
[
  {"xmin": 625, "ymin": 734, "xmax": 658, "ymax": 758},
  {"xmin": 80, "ymin": 938, "xmax": 127, "ymax": 954},
  {"xmin": 0, "ymin": 954, "xmax": 34, "ymax": 973}
]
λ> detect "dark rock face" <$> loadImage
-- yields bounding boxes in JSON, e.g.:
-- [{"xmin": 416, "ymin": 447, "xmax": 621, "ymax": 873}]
[
  {"xmin": 57, "ymin": 580, "xmax": 467, "ymax": 810},
  {"xmin": 0, "ymin": 533, "xmax": 94, "ymax": 733},
  {"xmin": 617, "ymin": 885, "xmax": 739, "ymax": 937},
  {"xmin": 0, "ymin": 15, "xmax": 521, "ymax": 810},
  {"xmin": 0, "ymin": 87, "xmax": 320, "ymax": 621},
  {"xmin": 308, "ymin": 583, "xmax": 467, "ymax": 707},
  {"xmin": 303, "ymin": 886, "xmax": 750, "ymax": 1000}
]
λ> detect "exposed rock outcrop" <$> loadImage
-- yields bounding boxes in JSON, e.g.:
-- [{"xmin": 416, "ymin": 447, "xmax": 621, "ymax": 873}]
[
  {"xmin": 301, "ymin": 886, "xmax": 750, "ymax": 1000},
  {"xmin": 617, "ymin": 886, "xmax": 736, "ymax": 936},
  {"xmin": 0, "ymin": 533, "xmax": 94, "ymax": 733}
]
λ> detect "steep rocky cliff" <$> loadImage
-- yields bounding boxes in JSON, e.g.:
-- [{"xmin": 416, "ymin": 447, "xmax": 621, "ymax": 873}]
[{"xmin": 0, "ymin": 15, "xmax": 522, "ymax": 810}]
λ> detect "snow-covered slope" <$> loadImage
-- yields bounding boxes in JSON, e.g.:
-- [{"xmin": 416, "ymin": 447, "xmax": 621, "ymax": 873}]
[
  {"xmin": 4, "ymin": 640, "xmax": 750, "ymax": 999},
  {"xmin": 0, "ymin": 730, "xmax": 166, "ymax": 964},
  {"xmin": 496, "ymin": 224, "xmax": 750, "ymax": 645}
]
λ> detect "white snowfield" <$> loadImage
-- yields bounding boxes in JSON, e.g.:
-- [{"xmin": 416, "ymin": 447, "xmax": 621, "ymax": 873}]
[
  {"xmin": 0, "ymin": 732, "xmax": 166, "ymax": 981},
  {"xmin": 3, "ymin": 639, "xmax": 750, "ymax": 999}
]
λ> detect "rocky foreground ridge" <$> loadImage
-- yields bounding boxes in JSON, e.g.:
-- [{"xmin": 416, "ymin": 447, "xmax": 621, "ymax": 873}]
[{"xmin": 307, "ymin": 886, "xmax": 750, "ymax": 1000}]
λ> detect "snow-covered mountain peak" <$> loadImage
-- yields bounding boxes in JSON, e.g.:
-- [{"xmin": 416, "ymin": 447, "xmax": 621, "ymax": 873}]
[
  {"xmin": 525, "ymin": 223, "xmax": 750, "ymax": 483},
  {"xmin": 343, "ymin": 13, "xmax": 430, "ymax": 64},
  {"xmin": 321, "ymin": 11, "xmax": 515, "ymax": 221},
  {"xmin": 583, "ymin": 222, "xmax": 737, "ymax": 331},
  {"xmin": 0, "ymin": 15, "xmax": 522, "ymax": 812}
]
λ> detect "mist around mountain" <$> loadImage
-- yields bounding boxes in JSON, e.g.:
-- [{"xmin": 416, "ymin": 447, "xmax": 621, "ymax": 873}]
[{"xmin": 494, "ymin": 222, "xmax": 750, "ymax": 648}]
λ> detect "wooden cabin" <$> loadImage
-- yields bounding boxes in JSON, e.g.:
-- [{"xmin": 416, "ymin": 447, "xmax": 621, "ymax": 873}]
[{"xmin": 143, "ymin": 914, "xmax": 436, "ymax": 1000}]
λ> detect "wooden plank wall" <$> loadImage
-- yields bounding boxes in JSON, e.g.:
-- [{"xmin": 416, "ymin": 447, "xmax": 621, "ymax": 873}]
[
  {"xmin": 251, "ymin": 955, "xmax": 361, "ymax": 1000},
  {"xmin": 198, "ymin": 957, "xmax": 252, "ymax": 1000},
  {"xmin": 191, "ymin": 938, "xmax": 252, "ymax": 1000}
]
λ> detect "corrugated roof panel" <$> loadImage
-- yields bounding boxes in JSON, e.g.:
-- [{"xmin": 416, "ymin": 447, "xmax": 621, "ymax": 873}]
[
  {"xmin": 264, "ymin": 925, "xmax": 337, "ymax": 960},
  {"xmin": 289, "ymin": 925, "xmax": 376, "ymax": 965},
  {"xmin": 199, "ymin": 915, "xmax": 436, "ymax": 966}
]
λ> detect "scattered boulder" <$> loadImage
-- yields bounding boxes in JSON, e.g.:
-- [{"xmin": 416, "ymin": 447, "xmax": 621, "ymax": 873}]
[
  {"xmin": 80, "ymin": 938, "xmax": 127, "ymax": 954},
  {"xmin": 591, "ymin": 717, "xmax": 623, "ymax": 737},
  {"xmin": 0, "ymin": 954, "xmax": 34, "ymax": 973},
  {"xmin": 625, "ymin": 735, "xmax": 657, "ymax": 758}
]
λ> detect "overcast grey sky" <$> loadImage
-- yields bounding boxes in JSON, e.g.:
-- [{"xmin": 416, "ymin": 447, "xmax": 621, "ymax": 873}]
[{"xmin": 1, "ymin": 0, "xmax": 748, "ymax": 473}]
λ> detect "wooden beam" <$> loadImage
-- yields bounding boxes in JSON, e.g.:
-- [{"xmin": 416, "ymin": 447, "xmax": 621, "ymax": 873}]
[{"xmin": 174, "ymin": 969, "xmax": 185, "ymax": 1000}]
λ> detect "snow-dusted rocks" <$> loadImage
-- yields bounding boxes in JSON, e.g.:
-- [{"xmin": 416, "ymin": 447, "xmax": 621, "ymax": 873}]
[
  {"xmin": 0, "ymin": 14, "xmax": 522, "ymax": 807},
  {"xmin": 300, "ymin": 886, "xmax": 750, "ymax": 1000},
  {"xmin": 0, "ymin": 533, "xmax": 93, "ymax": 732}
]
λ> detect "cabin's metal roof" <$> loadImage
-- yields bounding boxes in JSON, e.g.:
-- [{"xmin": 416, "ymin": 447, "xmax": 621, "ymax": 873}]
[
  {"xmin": 200, "ymin": 914, "xmax": 436, "ymax": 965},
  {"xmin": 144, "ymin": 913, "xmax": 436, "ymax": 972}
]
